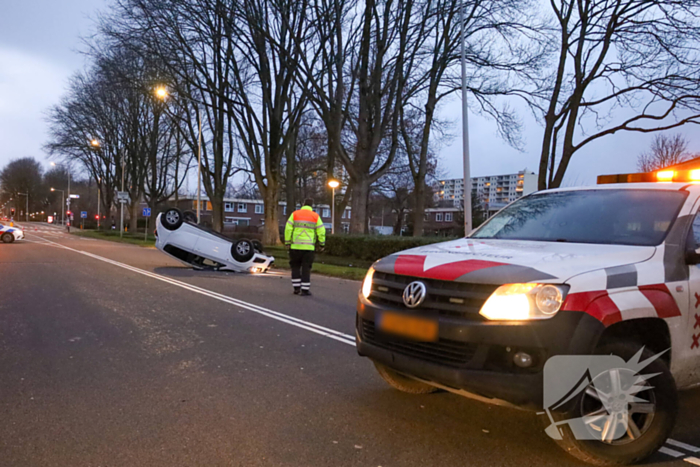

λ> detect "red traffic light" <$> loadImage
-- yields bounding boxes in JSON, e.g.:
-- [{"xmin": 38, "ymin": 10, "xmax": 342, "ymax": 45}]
[
  {"xmin": 95, "ymin": 215, "xmax": 99, "ymax": 220},
  {"xmin": 66, "ymin": 210, "xmax": 72, "ymax": 215}
]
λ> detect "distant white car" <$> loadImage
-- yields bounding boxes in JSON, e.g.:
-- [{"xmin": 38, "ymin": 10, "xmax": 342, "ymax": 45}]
[
  {"xmin": 0, "ymin": 223, "xmax": 24, "ymax": 243},
  {"xmin": 155, "ymin": 208, "xmax": 274, "ymax": 273}
]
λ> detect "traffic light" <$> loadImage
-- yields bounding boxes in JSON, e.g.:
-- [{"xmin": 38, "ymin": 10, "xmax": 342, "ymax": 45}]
[
  {"xmin": 10, "ymin": 208, "xmax": 15, "ymax": 217},
  {"xmin": 95, "ymin": 215, "xmax": 99, "ymax": 220}
]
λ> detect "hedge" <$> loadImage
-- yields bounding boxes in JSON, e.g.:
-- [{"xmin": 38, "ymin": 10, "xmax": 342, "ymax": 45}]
[{"xmin": 325, "ymin": 235, "xmax": 455, "ymax": 261}]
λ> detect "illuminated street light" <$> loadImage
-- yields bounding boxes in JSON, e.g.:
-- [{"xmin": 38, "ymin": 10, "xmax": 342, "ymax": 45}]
[
  {"xmin": 51, "ymin": 187, "xmax": 65, "ymax": 225},
  {"xmin": 91, "ymin": 139, "xmax": 100, "ymax": 147},
  {"xmin": 327, "ymin": 179, "xmax": 340, "ymax": 234},
  {"xmin": 156, "ymin": 85, "xmax": 203, "ymax": 224}
]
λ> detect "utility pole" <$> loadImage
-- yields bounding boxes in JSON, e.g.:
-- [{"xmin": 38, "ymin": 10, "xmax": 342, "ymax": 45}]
[
  {"xmin": 460, "ymin": 1, "xmax": 472, "ymax": 235},
  {"xmin": 120, "ymin": 157, "xmax": 125, "ymax": 238}
]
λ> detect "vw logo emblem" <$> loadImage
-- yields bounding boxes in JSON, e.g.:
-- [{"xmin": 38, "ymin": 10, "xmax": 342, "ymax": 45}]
[{"xmin": 403, "ymin": 281, "xmax": 427, "ymax": 308}]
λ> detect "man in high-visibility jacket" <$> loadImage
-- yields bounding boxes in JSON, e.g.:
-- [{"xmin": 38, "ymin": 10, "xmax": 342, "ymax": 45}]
[{"xmin": 285, "ymin": 198, "xmax": 326, "ymax": 296}]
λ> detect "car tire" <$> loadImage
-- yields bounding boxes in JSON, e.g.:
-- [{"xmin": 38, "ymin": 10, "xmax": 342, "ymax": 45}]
[
  {"xmin": 183, "ymin": 210, "xmax": 197, "ymax": 223},
  {"xmin": 231, "ymin": 238, "xmax": 255, "ymax": 262},
  {"xmin": 161, "ymin": 208, "xmax": 183, "ymax": 231},
  {"xmin": 252, "ymin": 239, "xmax": 264, "ymax": 253},
  {"xmin": 547, "ymin": 341, "xmax": 677, "ymax": 466},
  {"xmin": 373, "ymin": 361, "xmax": 439, "ymax": 395},
  {"xmin": 1, "ymin": 232, "xmax": 14, "ymax": 243}
]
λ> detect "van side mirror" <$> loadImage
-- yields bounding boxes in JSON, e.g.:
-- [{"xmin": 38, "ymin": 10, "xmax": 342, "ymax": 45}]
[{"xmin": 686, "ymin": 247, "xmax": 700, "ymax": 265}]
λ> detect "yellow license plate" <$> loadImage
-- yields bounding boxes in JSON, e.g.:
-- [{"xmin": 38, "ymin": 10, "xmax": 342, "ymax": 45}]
[{"xmin": 377, "ymin": 312, "xmax": 438, "ymax": 342}]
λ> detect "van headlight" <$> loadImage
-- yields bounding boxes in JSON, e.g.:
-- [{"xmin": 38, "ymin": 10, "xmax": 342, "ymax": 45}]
[
  {"xmin": 479, "ymin": 284, "xmax": 568, "ymax": 321},
  {"xmin": 362, "ymin": 267, "xmax": 375, "ymax": 299}
]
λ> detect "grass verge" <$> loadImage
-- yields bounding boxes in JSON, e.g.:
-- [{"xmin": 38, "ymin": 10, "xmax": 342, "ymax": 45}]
[
  {"xmin": 71, "ymin": 229, "xmax": 156, "ymax": 247},
  {"xmin": 266, "ymin": 246, "xmax": 369, "ymax": 281}
]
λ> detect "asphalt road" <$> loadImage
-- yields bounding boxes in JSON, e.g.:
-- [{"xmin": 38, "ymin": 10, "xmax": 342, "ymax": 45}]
[{"xmin": 1, "ymin": 222, "xmax": 699, "ymax": 467}]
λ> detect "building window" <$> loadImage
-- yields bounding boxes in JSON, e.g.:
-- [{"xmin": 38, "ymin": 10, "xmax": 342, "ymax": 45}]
[
  {"xmin": 424, "ymin": 213, "xmax": 430, "ymax": 221},
  {"xmin": 224, "ymin": 202, "xmax": 234, "ymax": 212},
  {"xmin": 436, "ymin": 213, "xmax": 443, "ymax": 222},
  {"xmin": 255, "ymin": 204, "xmax": 264, "ymax": 214},
  {"xmin": 445, "ymin": 213, "xmax": 453, "ymax": 222},
  {"xmin": 238, "ymin": 203, "xmax": 247, "ymax": 213},
  {"xmin": 283, "ymin": 206, "xmax": 287, "ymax": 215},
  {"xmin": 342, "ymin": 223, "xmax": 350, "ymax": 233},
  {"xmin": 322, "ymin": 208, "xmax": 331, "ymax": 218},
  {"xmin": 347, "ymin": 210, "xmax": 351, "ymax": 219}
]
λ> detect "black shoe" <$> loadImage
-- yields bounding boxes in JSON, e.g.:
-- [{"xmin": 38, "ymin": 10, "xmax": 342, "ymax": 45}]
[
  {"xmin": 293, "ymin": 288, "xmax": 301, "ymax": 295},
  {"xmin": 301, "ymin": 290, "xmax": 312, "ymax": 296}
]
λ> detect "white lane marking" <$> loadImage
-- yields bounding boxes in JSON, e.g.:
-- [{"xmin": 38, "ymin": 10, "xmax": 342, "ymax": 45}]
[
  {"xmin": 685, "ymin": 457, "xmax": 700, "ymax": 466},
  {"xmin": 668, "ymin": 439, "xmax": 700, "ymax": 453},
  {"xmin": 659, "ymin": 447, "xmax": 685, "ymax": 458},
  {"xmin": 31, "ymin": 235, "xmax": 356, "ymax": 346}
]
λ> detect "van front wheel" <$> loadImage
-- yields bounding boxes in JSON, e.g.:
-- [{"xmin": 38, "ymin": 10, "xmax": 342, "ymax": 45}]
[{"xmin": 547, "ymin": 341, "xmax": 677, "ymax": 466}]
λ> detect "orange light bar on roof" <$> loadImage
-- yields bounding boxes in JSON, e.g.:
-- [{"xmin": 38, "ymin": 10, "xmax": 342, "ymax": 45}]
[
  {"xmin": 597, "ymin": 169, "xmax": 700, "ymax": 185},
  {"xmin": 656, "ymin": 170, "xmax": 675, "ymax": 182}
]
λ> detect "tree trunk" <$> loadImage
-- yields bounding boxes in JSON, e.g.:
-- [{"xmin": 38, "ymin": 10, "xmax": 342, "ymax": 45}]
[
  {"xmin": 263, "ymin": 187, "xmax": 281, "ymax": 245},
  {"xmin": 285, "ymin": 133, "xmax": 296, "ymax": 215},
  {"xmin": 211, "ymin": 197, "xmax": 224, "ymax": 232},
  {"xmin": 412, "ymin": 183, "xmax": 426, "ymax": 236},
  {"xmin": 350, "ymin": 178, "xmax": 370, "ymax": 234}
]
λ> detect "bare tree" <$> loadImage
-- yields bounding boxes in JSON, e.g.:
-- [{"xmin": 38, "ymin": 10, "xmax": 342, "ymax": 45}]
[
  {"xmin": 0, "ymin": 158, "xmax": 44, "ymax": 219},
  {"xmin": 400, "ymin": 0, "xmax": 544, "ymax": 236},
  {"xmin": 637, "ymin": 133, "xmax": 692, "ymax": 172},
  {"xmin": 538, "ymin": 0, "xmax": 700, "ymax": 189},
  {"xmin": 102, "ymin": 0, "xmax": 245, "ymax": 232},
  {"xmin": 227, "ymin": 0, "xmax": 313, "ymax": 244}
]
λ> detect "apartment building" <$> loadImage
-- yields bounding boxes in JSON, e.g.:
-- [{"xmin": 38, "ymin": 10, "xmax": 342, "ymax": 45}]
[{"xmin": 437, "ymin": 169, "xmax": 538, "ymax": 215}]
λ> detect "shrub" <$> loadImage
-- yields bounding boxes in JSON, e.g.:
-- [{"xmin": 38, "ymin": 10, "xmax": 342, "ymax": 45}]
[{"xmin": 325, "ymin": 235, "xmax": 454, "ymax": 261}]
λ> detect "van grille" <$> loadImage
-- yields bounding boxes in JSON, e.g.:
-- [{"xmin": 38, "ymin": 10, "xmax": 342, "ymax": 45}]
[{"xmin": 370, "ymin": 272, "xmax": 496, "ymax": 319}]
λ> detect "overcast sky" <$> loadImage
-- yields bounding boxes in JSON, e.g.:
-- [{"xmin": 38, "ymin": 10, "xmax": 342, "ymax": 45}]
[{"xmin": 1, "ymin": 0, "xmax": 698, "ymax": 187}]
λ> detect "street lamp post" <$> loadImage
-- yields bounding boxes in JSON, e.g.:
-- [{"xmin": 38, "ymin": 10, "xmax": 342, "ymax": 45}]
[
  {"xmin": 50, "ymin": 188, "xmax": 65, "ymax": 225},
  {"xmin": 156, "ymin": 86, "xmax": 202, "ymax": 223},
  {"xmin": 460, "ymin": 1, "xmax": 472, "ymax": 235},
  {"xmin": 327, "ymin": 179, "xmax": 340, "ymax": 235},
  {"xmin": 17, "ymin": 193, "xmax": 28, "ymax": 222},
  {"xmin": 50, "ymin": 162, "xmax": 71, "ymax": 229},
  {"xmin": 90, "ymin": 141, "xmax": 102, "ymax": 231}
]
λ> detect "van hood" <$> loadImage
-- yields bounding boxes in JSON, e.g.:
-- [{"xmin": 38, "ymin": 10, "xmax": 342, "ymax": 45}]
[{"xmin": 373, "ymin": 238, "xmax": 656, "ymax": 285}]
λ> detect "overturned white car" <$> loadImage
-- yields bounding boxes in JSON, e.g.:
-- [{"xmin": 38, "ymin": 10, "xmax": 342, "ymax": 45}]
[{"xmin": 155, "ymin": 208, "xmax": 274, "ymax": 273}]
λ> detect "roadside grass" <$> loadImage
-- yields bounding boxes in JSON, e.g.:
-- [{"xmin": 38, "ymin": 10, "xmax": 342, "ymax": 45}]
[
  {"xmin": 71, "ymin": 229, "xmax": 156, "ymax": 247},
  {"xmin": 70, "ymin": 231, "xmax": 369, "ymax": 280},
  {"xmin": 266, "ymin": 246, "xmax": 370, "ymax": 281}
]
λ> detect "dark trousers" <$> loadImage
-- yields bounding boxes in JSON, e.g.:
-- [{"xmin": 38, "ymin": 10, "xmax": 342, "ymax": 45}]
[{"xmin": 289, "ymin": 249, "xmax": 315, "ymax": 290}]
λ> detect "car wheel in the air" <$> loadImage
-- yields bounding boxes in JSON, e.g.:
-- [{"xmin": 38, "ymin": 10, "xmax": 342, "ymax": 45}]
[
  {"xmin": 231, "ymin": 238, "xmax": 255, "ymax": 262},
  {"xmin": 547, "ymin": 341, "xmax": 677, "ymax": 466},
  {"xmin": 1, "ymin": 233, "xmax": 14, "ymax": 243},
  {"xmin": 373, "ymin": 361, "xmax": 439, "ymax": 394},
  {"xmin": 161, "ymin": 208, "xmax": 183, "ymax": 231}
]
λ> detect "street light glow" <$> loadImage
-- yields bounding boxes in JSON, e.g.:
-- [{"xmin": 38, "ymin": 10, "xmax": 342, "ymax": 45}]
[
  {"xmin": 328, "ymin": 179, "xmax": 340, "ymax": 189},
  {"xmin": 91, "ymin": 139, "xmax": 100, "ymax": 147},
  {"xmin": 155, "ymin": 87, "xmax": 168, "ymax": 99},
  {"xmin": 51, "ymin": 188, "xmax": 55, "ymax": 192}
]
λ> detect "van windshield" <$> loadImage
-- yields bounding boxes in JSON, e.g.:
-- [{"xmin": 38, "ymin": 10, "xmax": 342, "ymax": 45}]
[{"xmin": 470, "ymin": 189, "xmax": 687, "ymax": 246}]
